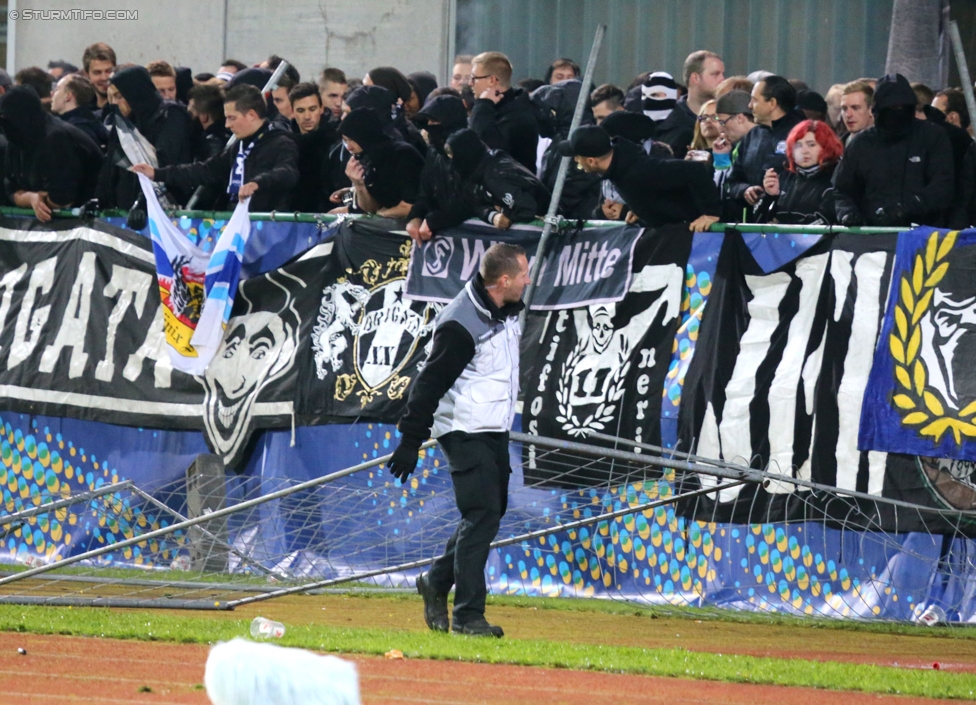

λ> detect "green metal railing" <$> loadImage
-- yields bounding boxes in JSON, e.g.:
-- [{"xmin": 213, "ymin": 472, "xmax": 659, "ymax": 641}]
[{"xmin": 0, "ymin": 206, "xmax": 906, "ymax": 235}]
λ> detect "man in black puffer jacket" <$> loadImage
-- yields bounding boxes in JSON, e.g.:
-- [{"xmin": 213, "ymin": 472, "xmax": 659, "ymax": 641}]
[
  {"xmin": 834, "ymin": 73, "xmax": 954, "ymax": 227},
  {"xmin": 447, "ymin": 129, "xmax": 551, "ymax": 229},
  {"xmin": 468, "ymin": 52, "xmax": 541, "ymax": 172},
  {"xmin": 97, "ymin": 65, "xmax": 194, "ymax": 212},
  {"xmin": 132, "ymin": 84, "xmax": 299, "ymax": 212},
  {"xmin": 406, "ymin": 95, "xmax": 475, "ymax": 242}
]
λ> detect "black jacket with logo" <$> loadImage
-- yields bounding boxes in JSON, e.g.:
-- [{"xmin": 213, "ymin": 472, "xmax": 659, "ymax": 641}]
[{"xmin": 833, "ymin": 120, "xmax": 954, "ymax": 227}]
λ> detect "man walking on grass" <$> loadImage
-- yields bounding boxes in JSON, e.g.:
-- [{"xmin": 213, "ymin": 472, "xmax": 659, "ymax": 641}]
[{"xmin": 388, "ymin": 243, "xmax": 529, "ymax": 638}]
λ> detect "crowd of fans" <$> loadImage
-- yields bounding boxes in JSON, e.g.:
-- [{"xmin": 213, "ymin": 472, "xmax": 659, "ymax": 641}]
[{"xmin": 3, "ymin": 42, "xmax": 975, "ymax": 236}]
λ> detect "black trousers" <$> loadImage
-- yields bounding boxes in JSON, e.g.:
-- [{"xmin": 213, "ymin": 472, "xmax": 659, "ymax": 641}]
[{"xmin": 428, "ymin": 430, "xmax": 510, "ymax": 624}]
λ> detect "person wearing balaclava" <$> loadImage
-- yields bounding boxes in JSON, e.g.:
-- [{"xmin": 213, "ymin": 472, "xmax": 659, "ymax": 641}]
[
  {"xmin": 96, "ymin": 65, "xmax": 194, "ymax": 221},
  {"xmin": 531, "ymin": 79, "xmax": 601, "ymax": 220},
  {"xmin": 834, "ymin": 73, "xmax": 954, "ymax": 227},
  {"xmin": 333, "ymin": 107, "xmax": 424, "ymax": 218},
  {"xmin": 406, "ymin": 95, "xmax": 475, "ymax": 241},
  {"xmin": 623, "ymin": 71, "xmax": 694, "ymax": 158},
  {"xmin": 445, "ymin": 128, "xmax": 551, "ymax": 229},
  {"xmin": 2, "ymin": 85, "xmax": 103, "ymax": 220}
]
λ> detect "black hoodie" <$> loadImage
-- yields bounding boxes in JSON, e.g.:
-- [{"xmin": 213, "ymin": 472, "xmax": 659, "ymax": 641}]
[
  {"xmin": 97, "ymin": 66, "xmax": 194, "ymax": 208},
  {"xmin": 1, "ymin": 86, "xmax": 103, "ymax": 207},
  {"xmin": 338, "ymin": 108, "xmax": 424, "ymax": 210},
  {"xmin": 408, "ymin": 95, "xmax": 474, "ymax": 230},
  {"xmin": 447, "ymin": 128, "xmax": 551, "ymax": 226},
  {"xmin": 833, "ymin": 73, "xmax": 954, "ymax": 227},
  {"xmin": 468, "ymin": 87, "xmax": 541, "ymax": 172}
]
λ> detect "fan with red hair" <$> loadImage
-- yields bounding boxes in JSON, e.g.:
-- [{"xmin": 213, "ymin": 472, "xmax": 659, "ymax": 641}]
[{"xmin": 785, "ymin": 119, "xmax": 844, "ymax": 172}]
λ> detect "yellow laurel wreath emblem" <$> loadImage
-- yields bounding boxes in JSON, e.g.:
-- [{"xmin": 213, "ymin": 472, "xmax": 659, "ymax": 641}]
[{"xmin": 889, "ymin": 230, "xmax": 976, "ymax": 445}]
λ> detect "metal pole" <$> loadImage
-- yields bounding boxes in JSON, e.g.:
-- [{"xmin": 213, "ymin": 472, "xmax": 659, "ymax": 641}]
[
  {"xmin": 0, "ymin": 441, "xmax": 435, "ymax": 590},
  {"xmin": 948, "ymin": 21, "xmax": 976, "ymax": 141},
  {"xmin": 520, "ymin": 24, "xmax": 606, "ymax": 324},
  {"xmin": 0, "ymin": 482, "xmax": 133, "ymax": 525},
  {"xmin": 224, "ymin": 478, "xmax": 748, "ymax": 608},
  {"xmin": 185, "ymin": 61, "xmax": 292, "ymax": 210}
]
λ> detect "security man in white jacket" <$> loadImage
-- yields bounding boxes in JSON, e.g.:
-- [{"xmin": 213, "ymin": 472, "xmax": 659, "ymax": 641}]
[{"xmin": 388, "ymin": 242, "xmax": 529, "ymax": 638}]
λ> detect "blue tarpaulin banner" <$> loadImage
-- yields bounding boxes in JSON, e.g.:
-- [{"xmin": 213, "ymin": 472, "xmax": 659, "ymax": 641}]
[{"xmin": 859, "ymin": 227, "xmax": 976, "ymax": 461}]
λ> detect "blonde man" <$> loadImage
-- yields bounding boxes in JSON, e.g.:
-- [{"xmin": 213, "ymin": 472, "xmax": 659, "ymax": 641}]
[{"xmin": 467, "ymin": 51, "xmax": 539, "ymax": 171}]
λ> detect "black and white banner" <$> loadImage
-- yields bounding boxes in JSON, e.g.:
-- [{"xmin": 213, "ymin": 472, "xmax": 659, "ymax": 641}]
[
  {"xmin": 405, "ymin": 220, "xmax": 642, "ymax": 310},
  {"xmin": 522, "ymin": 225, "xmax": 692, "ymax": 485}
]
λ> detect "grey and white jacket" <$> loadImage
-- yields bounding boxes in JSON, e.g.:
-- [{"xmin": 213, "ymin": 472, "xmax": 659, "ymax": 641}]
[{"xmin": 396, "ymin": 274, "xmax": 523, "ymax": 445}]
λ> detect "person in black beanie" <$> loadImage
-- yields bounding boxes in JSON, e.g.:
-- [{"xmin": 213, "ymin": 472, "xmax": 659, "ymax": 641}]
[
  {"xmin": 834, "ymin": 73, "xmax": 953, "ymax": 227},
  {"xmin": 96, "ymin": 65, "xmax": 194, "ymax": 215},
  {"xmin": 407, "ymin": 95, "xmax": 474, "ymax": 241},
  {"xmin": 333, "ymin": 107, "xmax": 424, "ymax": 218},
  {"xmin": 446, "ymin": 128, "xmax": 551, "ymax": 229},
  {"xmin": 2, "ymin": 85, "xmax": 103, "ymax": 220}
]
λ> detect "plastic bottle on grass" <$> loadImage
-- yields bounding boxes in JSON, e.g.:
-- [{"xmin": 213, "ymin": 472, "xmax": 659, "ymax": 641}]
[{"xmin": 250, "ymin": 617, "xmax": 285, "ymax": 638}]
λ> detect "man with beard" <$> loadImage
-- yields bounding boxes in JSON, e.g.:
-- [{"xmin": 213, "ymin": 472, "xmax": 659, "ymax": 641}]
[
  {"xmin": 132, "ymin": 84, "xmax": 299, "ymax": 212},
  {"xmin": 468, "ymin": 52, "xmax": 540, "ymax": 172},
  {"xmin": 332, "ymin": 107, "xmax": 424, "ymax": 218},
  {"xmin": 390, "ymin": 243, "xmax": 530, "ymax": 638},
  {"xmin": 97, "ymin": 65, "xmax": 194, "ymax": 217},
  {"xmin": 558, "ymin": 124, "xmax": 720, "ymax": 232},
  {"xmin": 406, "ymin": 94, "xmax": 473, "ymax": 242},
  {"xmin": 82, "ymin": 42, "xmax": 115, "ymax": 113},
  {"xmin": 445, "ymin": 128, "xmax": 551, "ymax": 229},
  {"xmin": 834, "ymin": 73, "xmax": 954, "ymax": 227},
  {"xmin": 1, "ymin": 86, "xmax": 103, "ymax": 220}
]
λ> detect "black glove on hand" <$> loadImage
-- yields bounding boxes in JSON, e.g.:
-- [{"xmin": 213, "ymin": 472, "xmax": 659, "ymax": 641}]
[
  {"xmin": 838, "ymin": 210, "xmax": 863, "ymax": 227},
  {"xmin": 873, "ymin": 203, "xmax": 907, "ymax": 227},
  {"xmin": 388, "ymin": 440, "xmax": 421, "ymax": 481}
]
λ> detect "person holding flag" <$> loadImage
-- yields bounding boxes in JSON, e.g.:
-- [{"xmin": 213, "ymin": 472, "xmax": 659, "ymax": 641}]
[{"xmin": 131, "ymin": 84, "xmax": 299, "ymax": 212}]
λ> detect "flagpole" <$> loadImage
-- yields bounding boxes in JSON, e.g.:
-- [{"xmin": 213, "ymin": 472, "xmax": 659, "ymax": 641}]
[{"xmin": 519, "ymin": 25, "xmax": 605, "ymax": 325}]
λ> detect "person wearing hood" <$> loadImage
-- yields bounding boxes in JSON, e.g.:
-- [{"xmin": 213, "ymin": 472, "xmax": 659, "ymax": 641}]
[
  {"xmin": 406, "ymin": 71, "xmax": 438, "ymax": 120},
  {"xmin": 96, "ymin": 65, "xmax": 194, "ymax": 212},
  {"xmin": 2, "ymin": 85, "xmax": 103, "ymax": 220},
  {"xmin": 531, "ymin": 79, "xmax": 601, "ymax": 220},
  {"xmin": 331, "ymin": 107, "xmax": 424, "ymax": 218},
  {"xmin": 363, "ymin": 66, "xmax": 427, "ymax": 156},
  {"xmin": 834, "ymin": 73, "xmax": 953, "ymax": 227},
  {"xmin": 406, "ymin": 95, "xmax": 475, "ymax": 241},
  {"xmin": 445, "ymin": 128, "xmax": 551, "ymax": 229},
  {"xmin": 558, "ymin": 124, "xmax": 720, "ymax": 232},
  {"xmin": 624, "ymin": 72, "xmax": 694, "ymax": 158},
  {"xmin": 467, "ymin": 52, "xmax": 541, "ymax": 173},
  {"xmin": 132, "ymin": 84, "xmax": 299, "ymax": 212}
]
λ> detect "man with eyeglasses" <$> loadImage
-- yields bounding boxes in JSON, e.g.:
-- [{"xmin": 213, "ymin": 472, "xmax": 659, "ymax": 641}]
[{"xmin": 467, "ymin": 51, "xmax": 540, "ymax": 172}]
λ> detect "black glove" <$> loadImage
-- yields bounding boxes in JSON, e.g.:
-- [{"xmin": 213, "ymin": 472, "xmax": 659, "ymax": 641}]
[
  {"xmin": 126, "ymin": 194, "xmax": 147, "ymax": 231},
  {"xmin": 873, "ymin": 203, "xmax": 907, "ymax": 227},
  {"xmin": 838, "ymin": 210, "xmax": 863, "ymax": 227},
  {"xmin": 388, "ymin": 440, "xmax": 421, "ymax": 481}
]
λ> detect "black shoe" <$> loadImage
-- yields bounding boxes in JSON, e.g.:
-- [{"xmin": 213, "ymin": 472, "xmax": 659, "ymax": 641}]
[
  {"xmin": 451, "ymin": 618, "xmax": 504, "ymax": 638},
  {"xmin": 416, "ymin": 572, "xmax": 449, "ymax": 633}
]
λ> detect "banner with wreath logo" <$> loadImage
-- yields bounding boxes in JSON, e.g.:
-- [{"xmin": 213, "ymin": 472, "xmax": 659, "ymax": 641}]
[
  {"xmin": 860, "ymin": 227, "xmax": 976, "ymax": 460},
  {"xmin": 522, "ymin": 226, "xmax": 692, "ymax": 485}
]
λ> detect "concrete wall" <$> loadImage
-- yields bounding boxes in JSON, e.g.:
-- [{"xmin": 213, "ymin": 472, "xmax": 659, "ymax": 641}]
[{"xmin": 9, "ymin": 0, "xmax": 453, "ymax": 87}]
